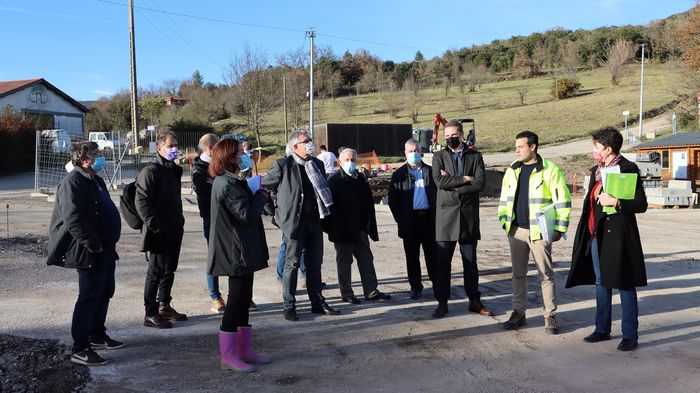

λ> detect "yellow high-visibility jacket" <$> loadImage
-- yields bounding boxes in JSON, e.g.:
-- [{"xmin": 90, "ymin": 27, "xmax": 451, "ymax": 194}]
[{"xmin": 498, "ymin": 155, "xmax": 571, "ymax": 240}]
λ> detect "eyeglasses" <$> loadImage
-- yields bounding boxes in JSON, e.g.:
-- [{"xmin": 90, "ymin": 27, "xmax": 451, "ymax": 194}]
[{"xmin": 87, "ymin": 150, "xmax": 103, "ymax": 158}]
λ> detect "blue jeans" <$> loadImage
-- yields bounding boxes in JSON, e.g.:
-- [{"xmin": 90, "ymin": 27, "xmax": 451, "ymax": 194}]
[
  {"xmin": 203, "ymin": 218, "xmax": 221, "ymax": 300},
  {"xmin": 591, "ymin": 239, "xmax": 639, "ymax": 340},
  {"xmin": 277, "ymin": 238, "xmax": 306, "ymax": 280}
]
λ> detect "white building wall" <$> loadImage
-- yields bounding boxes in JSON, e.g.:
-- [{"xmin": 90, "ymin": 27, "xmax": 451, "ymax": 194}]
[{"xmin": 0, "ymin": 83, "xmax": 84, "ymax": 136}]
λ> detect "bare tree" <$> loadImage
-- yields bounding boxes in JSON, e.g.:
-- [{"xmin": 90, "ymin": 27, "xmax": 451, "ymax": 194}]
[
  {"xmin": 517, "ymin": 85, "xmax": 529, "ymax": 106},
  {"xmin": 225, "ymin": 44, "xmax": 280, "ymax": 155},
  {"xmin": 560, "ymin": 40, "xmax": 580, "ymax": 77},
  {"xmin": 406, "ymin": 90, "xmax": 423, "ymax": 124},
  {"xmin": 461, "ymin": 93, "xmax": 471, "ymax": 112},
  {"xmin": 381, "ymin": 82, "xmax": 402, "ymax": 119},
  {"xmin": 342, "ymin": 97, "xmax": 354, "ymax": 119},
  {"xmin": 464, "ymin": 64, "xmax": 489, "ymax": 92},
  {"xmin": 605, "ymin": 39, "xmax": 635, "ymax": 86}
]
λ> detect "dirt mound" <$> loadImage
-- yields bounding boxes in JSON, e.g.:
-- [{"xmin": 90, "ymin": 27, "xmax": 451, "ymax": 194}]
[
  {"xmin": 0, "ymin": 334, "xmax": 90, "ymax": 393},
  {"xmin": 0, "ymin": 235, "xmax": 48, "ymax": 258}
]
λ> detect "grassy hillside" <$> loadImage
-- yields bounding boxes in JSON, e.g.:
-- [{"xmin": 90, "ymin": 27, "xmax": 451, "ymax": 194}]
[{"xmin": 239, "ymin": 62, "xmax": 682, "ymax": 154}]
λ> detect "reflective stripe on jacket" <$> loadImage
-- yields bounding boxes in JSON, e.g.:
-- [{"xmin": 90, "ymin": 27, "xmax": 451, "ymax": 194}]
[{"xmin": 498, "ymin": 154, "xmax": 571, "ymax": 240}]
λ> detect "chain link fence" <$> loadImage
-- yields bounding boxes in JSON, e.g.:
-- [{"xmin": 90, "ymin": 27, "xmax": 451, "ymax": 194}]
[{"xmin": 33, "ymin": 130, "xmax": 209, "ymax": 195}]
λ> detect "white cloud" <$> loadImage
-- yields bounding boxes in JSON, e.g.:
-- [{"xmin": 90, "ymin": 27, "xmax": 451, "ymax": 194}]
[
  {"xmin": 91, "ymin": 89, "xmax": 114, "ymax": 96},
  {"xmin": 0, "ymin": 6, "xmax": 25, "ymax": 12}
]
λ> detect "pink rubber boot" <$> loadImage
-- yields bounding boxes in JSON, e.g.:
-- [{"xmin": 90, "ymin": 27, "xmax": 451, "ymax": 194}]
[
  {"xmin": 219, "ymin": 330, "xmax": 255, "ymax": 372},
  {"xmin": 237, "ymin": 326, "xmax": 272, "ymax": 365}
]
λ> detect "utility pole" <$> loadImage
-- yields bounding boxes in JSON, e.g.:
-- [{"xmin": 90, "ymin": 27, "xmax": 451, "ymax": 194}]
[
  {"xmin": 128, "ymin": 0, "xmax": 140, "ymax": 150},
  {"xmin": 638, "ymin": 43, "xmax": 645, "ymax": 139},
  {"xmin": 307, "ymin": 28, "xmax": 315, "ymax": 139},
  {"xmin": 283, "ymin": 76, "xmax": 288, "ymax": 142}
]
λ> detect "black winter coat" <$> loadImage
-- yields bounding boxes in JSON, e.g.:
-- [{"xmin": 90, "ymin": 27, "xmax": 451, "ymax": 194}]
[
  {"xmin": 207, "ymin": 171, "xmax": 269, "ymax": 277},
  {"xmin": 431, "ymin": 147, "xmax": 485, "ymax": 243},
  {"xmin": 326, "ymin": 169, "xmax": 379, "ymax": 243},
  {"xmin": 191, "ymin": 156, "xmax": 213, "ymax": 219},
  {"xmin": 566, "ymin": 156, "xmax": 648, "ymax": 289},
  {"xmin": 47, "ymin": 167, "xmax": 118, "ymax": 269},
  {"xmin": 388, "ymin": 163, "xmax": 437, "ymax": 239},
  {"xmin": 135, "ymin": 154, "xmax": 184, "ymax": 253}
]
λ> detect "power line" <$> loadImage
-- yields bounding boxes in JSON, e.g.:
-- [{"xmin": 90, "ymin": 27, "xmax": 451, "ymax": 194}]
[
  {"xmin": 96, "ymin": 0, "xmax": 443, "ymax": 53},
  {"xmin": 145, "ymin": 0, "xmax": 223, "ymax": 69},
  {"xmin": 135, "ymin": 8, "xmax": 203, "ymax": 68}
]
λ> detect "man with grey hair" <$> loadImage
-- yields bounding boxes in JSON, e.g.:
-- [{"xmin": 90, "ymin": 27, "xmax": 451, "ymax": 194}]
[
  {"xmin": 262, "ymin": 130, "xmax": 340, "ymax": 321},
  {"xmin": 136, "ymin": 130, "xmax": 187, "ymax": 328},
  {"xmin": 431, "ymin": 120, "xmax": 492, "ymax": 319},
  {"xmin": 326, "ymin": 148, "xmax": 390, "ymax": 304},
  {"xmin": 388, "ymin": 139, "xmax": 437, "ymax": 300},
  {"xmin": 192, "ymin": 133, "xmax": 225, "ymax": 313}
]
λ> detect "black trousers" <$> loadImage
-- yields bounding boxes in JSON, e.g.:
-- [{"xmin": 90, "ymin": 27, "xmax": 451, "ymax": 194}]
[
  {"xmin": 401, "ymin": 211, "xmax": 437, "ymax": 291},
  {"xmin": 144, "ymin": 249, "xmax": 180, "ymax": 316},
  {"xmin": 283, "ymin": 218, "xmax": 325, "ymax": 310},
  {"xmin": 221, "ymin": 273, "xmax": 254, "ymax": 332},
  {"xmin": 71, "ymin": 250, "xmax": 116, "ymax": 353},
  {"xmin": 434, "ymin": 241, "xmax": 481, "ymax": 303}
]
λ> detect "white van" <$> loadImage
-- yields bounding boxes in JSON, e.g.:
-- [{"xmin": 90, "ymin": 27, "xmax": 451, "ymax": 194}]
[
  {"xmin": 89, "ymin": 131, "xmax": 126, "ymax": 152},
  {"xmin": 40, "ymin": 129, "xmax": 72, "ymax": 153}
]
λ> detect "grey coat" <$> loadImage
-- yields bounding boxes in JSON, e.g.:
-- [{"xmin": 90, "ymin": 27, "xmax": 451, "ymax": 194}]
[
  {"xmin": 431, "ymin": 147, "xmax": 486, "ymax": 242},
  {"xmin": 207, "ymin": 171, "xmax": 269, "ymax": 277},
  {"xmin": 261, "ymin": 155, "xmax": 326, "ymax": 239}
]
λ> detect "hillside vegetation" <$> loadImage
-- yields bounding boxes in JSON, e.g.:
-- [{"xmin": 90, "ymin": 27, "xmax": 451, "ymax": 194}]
[{"xmin": 251, "ymin": 62, "xmax": 682, "ymax": 153}]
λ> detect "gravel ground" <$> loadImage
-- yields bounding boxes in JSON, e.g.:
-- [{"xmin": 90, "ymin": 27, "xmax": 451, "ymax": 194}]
[
  {"xmin": 1, "ymin": 185, "xmax": 699, "ymax": 392},
  {"xmin": 0, "ymin": 334, "xmax": 90, "ymax": 393}
]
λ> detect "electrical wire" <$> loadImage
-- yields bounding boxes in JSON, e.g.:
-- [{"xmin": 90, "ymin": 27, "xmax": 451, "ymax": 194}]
[{"xmin": 96, "ymin": 0, "xmax": 443, "ymax": 53}]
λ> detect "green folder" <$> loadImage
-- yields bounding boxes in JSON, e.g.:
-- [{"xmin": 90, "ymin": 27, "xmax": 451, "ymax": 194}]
[{"xmin": 603, "ymin": 173, "xmax": 637, "ymax": 213}]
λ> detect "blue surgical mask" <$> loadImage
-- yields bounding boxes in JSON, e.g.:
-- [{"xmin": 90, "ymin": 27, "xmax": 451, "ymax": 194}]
[
  {"xmin": 240, "ymin": 153, "xmax": 252, "ymax": 171},
  {"xmin": 406, "ymin": 152, "xmax": 421, "ymax": 165},
  {"xmin": 305, "ymin": 142, "xmax": 316, "ymax": 155},
  {"xmin": 342, "ymin": 161, "xmax": 356, "ymax": 175},
  {"xmin": 165, "ymin": 147, "xmax": 179, "ymax": 161},
  {"xmin": 91, "ymin": 156, "xmax": 106, "ymax": 172}
]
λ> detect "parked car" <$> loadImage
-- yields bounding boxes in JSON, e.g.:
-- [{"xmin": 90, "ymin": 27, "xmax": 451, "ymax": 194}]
[{"xmin": 88, "ymin": 131, "xmax": 126, "ymax": 153}]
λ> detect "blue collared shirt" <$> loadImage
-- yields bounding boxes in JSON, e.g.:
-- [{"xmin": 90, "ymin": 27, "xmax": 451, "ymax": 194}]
[{"xmin": 411, "ymin": 166, "xmax": 430, "ymax": 210}]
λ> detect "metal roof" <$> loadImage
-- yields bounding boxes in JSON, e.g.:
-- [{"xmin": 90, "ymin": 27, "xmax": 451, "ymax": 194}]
[{"xmin": 635, "ymin": 132, "xmax": 700, "ymax": 149}]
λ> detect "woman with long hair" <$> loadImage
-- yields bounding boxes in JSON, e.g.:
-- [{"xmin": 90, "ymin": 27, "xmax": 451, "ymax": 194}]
[{"xmin": 207, "ymin": 138, "xmax": 271, "ymax": 372}]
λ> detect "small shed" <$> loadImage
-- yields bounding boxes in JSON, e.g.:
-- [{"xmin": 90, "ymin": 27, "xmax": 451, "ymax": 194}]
[{"xmin": 634, "ymin": 132, "xmax": 700, "ymax": 191}]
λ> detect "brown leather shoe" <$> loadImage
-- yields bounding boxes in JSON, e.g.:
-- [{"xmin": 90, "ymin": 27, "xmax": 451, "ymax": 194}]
[
  {"xmin": 468, "ymin": 299, "xmax": 494, "ymax": 316},
  {"xmin": 159, "ymin": 302, "xmax": 188, "ymax": 321}
]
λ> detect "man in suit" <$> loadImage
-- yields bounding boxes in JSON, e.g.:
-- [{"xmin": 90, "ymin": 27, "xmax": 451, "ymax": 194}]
[
  {"xmin": 262, "ymin": 130, "xmax": 340, "ymax": 321},
  {"xmin": 327, "ymin": 148, "xmax": 391, "ymax": 304},
  {"xmin": 388, "ymin": 139, "xmax": 437, "ymax": 300},
  {"xmin": 431, "ymin": 120, "xmax": 493, "ymax": 318}
]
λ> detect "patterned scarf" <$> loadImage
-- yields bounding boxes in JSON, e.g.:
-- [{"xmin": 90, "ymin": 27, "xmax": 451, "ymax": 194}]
[
  {"xmin": 292, "ymin": 153, "xmax": 333, "ymax": 218},
  {"xmin": 594, "ymin": 153, "xmax": 622, "ymax": 182}
]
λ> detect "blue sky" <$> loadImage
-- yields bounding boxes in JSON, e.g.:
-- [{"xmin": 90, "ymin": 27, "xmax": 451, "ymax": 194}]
[{"xmin": 1, "ymin": 0, "xmax": 695, "ymax": 100}]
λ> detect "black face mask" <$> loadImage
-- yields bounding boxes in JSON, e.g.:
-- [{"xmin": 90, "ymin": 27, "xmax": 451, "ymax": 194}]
[{"xmin": 446, "ymin": 137, "xmax": 462, "ymax": 149}]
